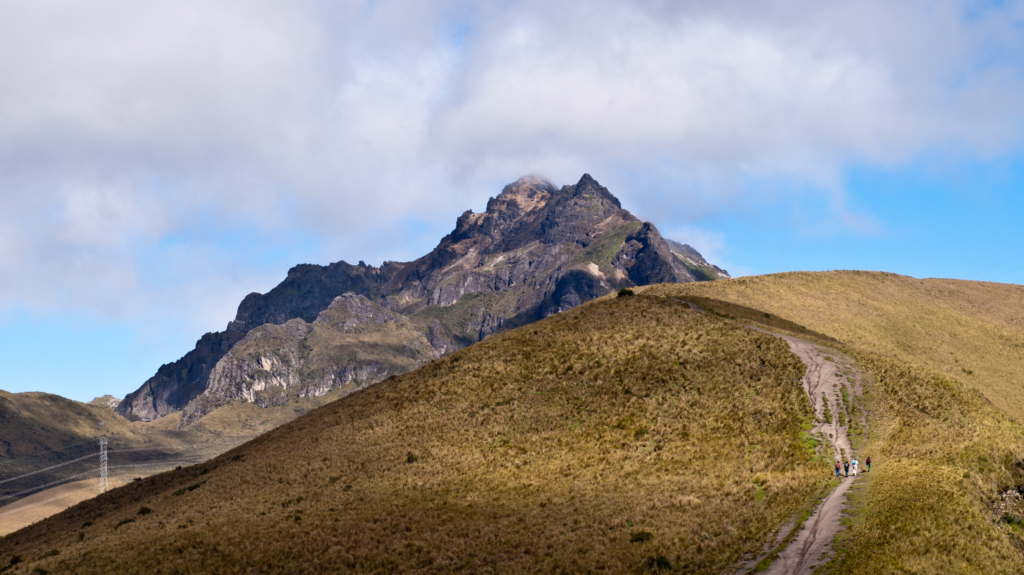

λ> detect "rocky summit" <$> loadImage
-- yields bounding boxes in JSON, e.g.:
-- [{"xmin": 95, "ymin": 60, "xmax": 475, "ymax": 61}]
[{"xmin": 116, "ymin": 174, "xmax": 729, "ymax": 425}]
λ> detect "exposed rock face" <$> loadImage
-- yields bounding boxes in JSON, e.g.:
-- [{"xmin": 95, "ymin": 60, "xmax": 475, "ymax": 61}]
[
  {"xmin": 178, "ymin": 294, "xmax": 435, "ymax": 427},
  {"xmin": 117, "ymin": 262, "xmax": 404, "ymax": 421},
  {"xmin": 87, "ymin": 395, "xmax": 121, "ymax": 410},
  {"xmin": 664, "ymin": 239, "xmax": 731, "ymax": 280},
  {"xmin": 119, "ymin": 174, "xmax": 727, "ymax": 425}
]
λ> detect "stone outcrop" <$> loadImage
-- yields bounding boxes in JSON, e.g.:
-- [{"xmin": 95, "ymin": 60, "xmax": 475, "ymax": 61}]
[
  {"xmin": 117, "ymin": 262, "xmax": 404, "ymax": 421},
  {"xmin": 178, "ymin": 294, "xmax": 435, "ymax": 427},
  {"xmin": 664, "ymin": 239, "xmax": 731, "ymax": 280},
  {"xmin": 118, "ymin": 174, "xmax": 728, "ymax": 425}
]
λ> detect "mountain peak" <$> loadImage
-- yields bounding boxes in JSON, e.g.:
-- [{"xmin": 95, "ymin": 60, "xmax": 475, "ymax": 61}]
[
  {"xmin": 485, "ymin": 176, "xmax": 558, "ymax": 215},
  {"xmin": 117, "ymin": 174, "xmax": 722, "ymax": 424},
  {"xmin": 570, "ymin": 173, "xmax": 621, "ymax": 209}
]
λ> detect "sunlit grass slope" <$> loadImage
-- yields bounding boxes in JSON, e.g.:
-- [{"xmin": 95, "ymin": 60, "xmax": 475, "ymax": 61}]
[
  {"xmin": 1, "ymin": 295, "xmax": 828, "ymax": 574},
  {"xmin": 646, "ymin": 271, "xmax": 1024, "ymax": 417},
  {"xmin": 646, "ymin": 273, "xmax": 1024, "ymax": 572}
]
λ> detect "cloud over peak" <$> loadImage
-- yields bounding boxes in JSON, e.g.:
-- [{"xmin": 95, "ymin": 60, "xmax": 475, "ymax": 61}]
[{"xmin": 0, "ymin": 0, "xmax": 1022, "ymax": 331}]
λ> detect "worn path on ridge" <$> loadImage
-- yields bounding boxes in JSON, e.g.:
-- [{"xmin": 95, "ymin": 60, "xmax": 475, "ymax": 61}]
[
  {"xmin": 667, "ymin": 297, "xmax": 869, "ymax": 574},
  {"xmin": 750, "ymin": 333, "xmax": 867, "ymax": 575}
]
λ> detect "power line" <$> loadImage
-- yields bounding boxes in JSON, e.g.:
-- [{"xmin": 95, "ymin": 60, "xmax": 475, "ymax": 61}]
[
  {"xmin": 106, "ymin": 460, "xmax": 198, "ymax": 471},
  {"xmin": 0, "ymin": 468, "xmax": 100, "ymax": 501},
  {"xmin": 0, "ymin": 485, "xmax": 97, "ymax": 520},
  {"xmin": 98, "ymin": 437, "xmax": 108, "ymax": 495},
  {"xmin": 0, "ymin": 453, "xmax": 98, "ymax": 485}
]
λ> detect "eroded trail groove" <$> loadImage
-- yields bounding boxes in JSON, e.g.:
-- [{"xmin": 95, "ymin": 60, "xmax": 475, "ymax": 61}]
[{"xmin": 756, "ymin": 335, "xmax": 866, "ymax": 575}]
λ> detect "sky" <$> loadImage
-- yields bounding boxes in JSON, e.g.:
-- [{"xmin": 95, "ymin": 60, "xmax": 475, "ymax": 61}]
[{"xmin": 1, "ymin": 0, "xmax": 1024, "ymax": 401}]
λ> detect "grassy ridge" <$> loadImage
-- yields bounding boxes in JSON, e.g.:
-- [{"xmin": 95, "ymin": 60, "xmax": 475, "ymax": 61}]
[
  {"xmin": 0, "ymin": 296, "xmax": 829, "ymax": 574},
  {"xmin": 821, "ymin": 352, "xmax": 1024, "ymax": 573},
  {"xmin": 646, "ymin": 272, "xmax": 1024, "ymax": 571},
  {"xmin": 647, "ymin": 271, "xmax": 1024, "ymax": 417}
]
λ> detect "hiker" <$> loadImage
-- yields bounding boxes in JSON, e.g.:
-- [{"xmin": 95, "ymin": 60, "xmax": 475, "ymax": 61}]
[
  {"xmin": 852, "ymin": 458, "xmax": 858, "ymax": 476},
  {"xmin": 834, "ymin": 461, "xmax": 841, "ymax": 477},
  {"xmin": 843, "ymin": 460, "xmax": 849, "ymax": 477},
  {"xmin": 866, "ymin": 456, "xmax": 871, "ymax": 472}
]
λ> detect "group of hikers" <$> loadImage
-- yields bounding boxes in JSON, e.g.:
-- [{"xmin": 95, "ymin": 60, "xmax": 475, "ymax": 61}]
[{"xmin": 834, "ymin": 456, "xmax": 871, "ymax": 477}]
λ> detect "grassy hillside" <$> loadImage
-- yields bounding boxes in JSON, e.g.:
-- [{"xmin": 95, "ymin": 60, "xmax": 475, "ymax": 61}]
[
  {"xmin": 645, "ymin": 273, "xmax": 1024, "ymax": 572},
  {"xmin": 647, "ymin": 271, "xmax": 1024, "ymax": 418},
  {"xmin": 0, "ymin": 295, "xmax": 830, "ymax": 574}
]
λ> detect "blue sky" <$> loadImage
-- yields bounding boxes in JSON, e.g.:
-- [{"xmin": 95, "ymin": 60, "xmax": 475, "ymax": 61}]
[{"xmin": 1, "ymin": 0, "xmax": 1023, "ymax": 401}]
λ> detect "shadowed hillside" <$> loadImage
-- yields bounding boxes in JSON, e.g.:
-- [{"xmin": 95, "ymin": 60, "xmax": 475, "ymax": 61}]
[
  {"xmin": 0, "ymin": 295, "xmax": 829, "ymax": 574},
  {"xmin": 0, "ymin": 388, "xmax": 353, "ymax": 535}
]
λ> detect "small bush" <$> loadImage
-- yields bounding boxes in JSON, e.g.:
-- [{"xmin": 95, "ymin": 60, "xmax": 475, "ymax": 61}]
[
  {"xmin": 641, "ymin": 555, "xmax": 673, "ymax": 572},
  {"xmin": 617, "ymin": 288, "xmax": 634, "ymax": 297},
  {"xmin": 173, "ymin": 481, "xmax": 206, "ymax": 496},
  {"xmin": 630, "ymin": 530, "xmax": 654, "ymax": 543},
  {"xmin": 114, "ymin": 518, "xmax": 135, "ymax": 529},
  {"xmin": 138, "ymin": 507, "xmax": 153, "ymax": 516}
]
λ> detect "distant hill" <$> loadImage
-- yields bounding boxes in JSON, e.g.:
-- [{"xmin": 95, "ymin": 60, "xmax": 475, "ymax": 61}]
[
  {"xmin": 117, "ymin": 174, "xmax": 726, "ymax": 426},
  {"xmin": 0, "ymin": 387, "xmax": 352, "ymax": 527},
  {"xmin": 1, "ymin": 292, "xmax": 825, "ymax": 574},
  {"xmin": 87, "ymin": 396, "xmax": 120, "ymax": 410}
]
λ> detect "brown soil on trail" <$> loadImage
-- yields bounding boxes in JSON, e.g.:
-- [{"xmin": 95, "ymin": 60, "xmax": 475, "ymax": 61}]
[
  {"xmin": 671, "ymin": 298, "xmax": 868, "ymax": 574},
  {"xmin": 758, "ymin": 336, "xmax": 866, "ymax": 575}
]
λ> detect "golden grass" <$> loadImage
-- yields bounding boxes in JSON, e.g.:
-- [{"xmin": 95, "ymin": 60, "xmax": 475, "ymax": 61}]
[
  {"xmin": 645, "ymin": 272, "xmax": 1024, "ymax": 572},
  {"xmin": 0, "ymin": 296, "xmax": 829, "ymax": 574},
  {"xmin": 646, "ymin": 271, "xmax": 1024, "ymax": 418},
  {"xmin": 821, "ymin": 352, "xmax": 1024, "ymax": 573},
  {"xmin": 0, "ymin": 479, "xmax": 116, "ymax": 537}
]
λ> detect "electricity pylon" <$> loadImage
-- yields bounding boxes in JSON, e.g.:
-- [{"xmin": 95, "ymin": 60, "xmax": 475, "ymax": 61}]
[{"xmin": 98, "ymin": 436, "xmax": 108, "ymax": 494}]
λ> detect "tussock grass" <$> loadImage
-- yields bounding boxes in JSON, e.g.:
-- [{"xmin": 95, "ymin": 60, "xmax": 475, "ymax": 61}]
[
  {"xmin": 0, "ymin": 296, "xmax": 828, "ymax": 574},
  {"xmin": 647, "ymin": 272, "xmax": 1024, "ymax": 571},
  {"xmin": 822, "ymin": 353, "xmax": 1024, "ymax": 572},
  {"xmin": 648, "ymin": 271, "xmax": 1024, "ymax": 418}
]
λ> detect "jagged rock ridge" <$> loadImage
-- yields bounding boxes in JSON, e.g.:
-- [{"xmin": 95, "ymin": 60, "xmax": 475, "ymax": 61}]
[{"xmin": 117, "ymin": 174, "xmax": 726, "ymax": 425}]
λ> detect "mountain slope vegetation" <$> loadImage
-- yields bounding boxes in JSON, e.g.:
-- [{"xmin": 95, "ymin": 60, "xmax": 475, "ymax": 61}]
[
  {"xmin": 648, "ymin": 272, "xmax": 1024, "ymax": 572},
  {"xmin": 652, "ymin": 271, "xmax": 1024, "ymax": 417},
  {"xmin": 0, "ymin": 295, "xmax": 829, "ymax": 574}
]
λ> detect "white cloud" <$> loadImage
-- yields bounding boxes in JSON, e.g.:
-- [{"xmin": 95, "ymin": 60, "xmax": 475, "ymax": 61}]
[{"xmin": 0, "ymin": 0, "xmax": 1021, "ymax": 335}]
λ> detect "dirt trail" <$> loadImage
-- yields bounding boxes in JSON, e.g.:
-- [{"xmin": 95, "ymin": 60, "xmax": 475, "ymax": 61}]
[
  {"xmin": 670, "ymin": 298, "xmax": 867, "ymax": 573},
  {"xmin": 754, "ymin": 334, "xmax": 866, "ymax": 575}
]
